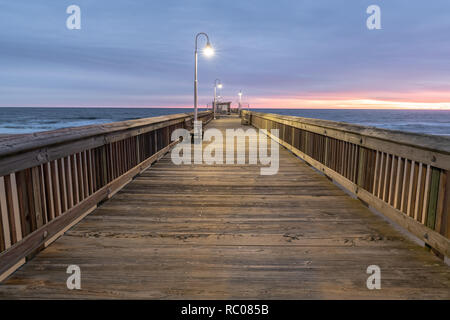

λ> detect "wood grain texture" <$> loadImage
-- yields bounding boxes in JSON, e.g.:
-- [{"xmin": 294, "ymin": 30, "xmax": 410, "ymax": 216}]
[
  {"xmin": 0, "ymin": 177, "xmax": 11, "ymax": 250},
  {"xmin": 0, "ymin": 117, "xmax": 448, "ymax": 299}
]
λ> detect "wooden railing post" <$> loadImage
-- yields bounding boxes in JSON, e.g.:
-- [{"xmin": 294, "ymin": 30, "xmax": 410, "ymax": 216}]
[
  {"xmin": 357, "ymin": 147, "xmax": 367, "ymax": 188},
  {"xmin": 136, "ymin": 135, "xmax": 141, "ymax": 164},
  {"xmin": 436, "ymin": 170, "xmax": 449, "ymax": 238}
]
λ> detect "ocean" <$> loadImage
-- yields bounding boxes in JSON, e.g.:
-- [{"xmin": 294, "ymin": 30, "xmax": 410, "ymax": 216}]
[{"xmin": 0, "ymin": 107, "xmax": 449, "ymax": 136}]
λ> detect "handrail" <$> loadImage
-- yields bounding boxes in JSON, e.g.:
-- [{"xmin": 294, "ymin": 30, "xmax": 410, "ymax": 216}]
[
  {"xmin": 259, "ymin": 113, "xmax": 450, "ymax": 153},
  {"xmin": 242, "ymin": 110, "xmax": 450, "ymax": 257},
  {"xmin": 0, "ymin": 112, "xmax": 211, "ymax": 177},
  {"xmin": 0, "ymin": 111, "xmax": 213, "ymax": 280}
]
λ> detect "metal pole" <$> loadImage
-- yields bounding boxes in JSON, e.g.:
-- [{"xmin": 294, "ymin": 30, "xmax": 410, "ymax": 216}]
[
  {"xmin": 194, "ymin": 32, "xmax": 211, "ymax": 122},
  {"xmin": 213, "ymin": 79, "xmax": 221, "ymax": 120},
  {"xmin": 194, "ymin": 49, "xmax": 198, "ymax": 121},
  {"xmin": 238, "ymin": 90, "xmax": 242, "ymax": 113},
  {"xmin": 214, "ymin": 85, "xmax": 216, "ymax": 119}
]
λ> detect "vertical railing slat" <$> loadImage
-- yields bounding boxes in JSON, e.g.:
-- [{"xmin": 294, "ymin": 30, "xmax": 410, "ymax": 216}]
[
  {"xmin": 71, "ymin": 155, "xmax": 79, "ymax": 205},
  {"xmin": 38, "ymin": 165, "xmax": 48, "ymax": 225},
  {"xmin": 30, "ymin": 167, "xmax": 43, "ymax": 228},
  {"xmin": 0, "ymin": 177, "xmax": 11, "ymax": 249},
  {"xmin": 58, "ymin": 158, "xmax": 68, "ymax": 213},
  {"xmin": 372, "ymin": 151, "xmax": 379, "ymax": 195},
  {"xmin": 414, "ymin": 163, "xmax": 423, "ymax": 221},
  {"xmin": 394, "ymin": 157, "xmax": 402, "ymax": 209},
  {"xmin": 9, "ymin": 173, "xmax": 22, "ymax": 242},
  {"xmin": 43, "ymin": 163, "xmax": 55, "ymax": 222},
  {"xmin": 421, "ymin": 165, "xmax": 431, "ymax": 224},
  {"xmin": 4, "ymin": 175, "xmax": 18, "ymax": 244},
  {"xmin": 51, "ymin": 160, "xmax": 62, "ymax": 217},
  {"xmin": 65, "ymin": 157, "xmax": 74, "ymax": 209},
  {"xmin": 435, "ymin": 170, "xmax": 449, "ymax": 237}
]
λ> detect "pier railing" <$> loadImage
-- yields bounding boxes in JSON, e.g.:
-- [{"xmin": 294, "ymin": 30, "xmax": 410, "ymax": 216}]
[
  {"xmin": 0, "ymin": 111, "xmax": 213, "ymax": 280},
  {"xmin": 242, "ymin": 110, "xmax": 450, "ymax": 257}
]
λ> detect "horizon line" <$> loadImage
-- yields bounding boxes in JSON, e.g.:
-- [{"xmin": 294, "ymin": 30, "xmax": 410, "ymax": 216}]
[{"xmin": 1, "ymin": 106, "xmax": 450, "ymax": 110}]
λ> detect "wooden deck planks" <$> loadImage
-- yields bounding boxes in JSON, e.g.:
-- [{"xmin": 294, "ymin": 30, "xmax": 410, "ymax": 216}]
[{"xmin": 0, "ymin": 117, "xmax": 449, "ymax": 299}]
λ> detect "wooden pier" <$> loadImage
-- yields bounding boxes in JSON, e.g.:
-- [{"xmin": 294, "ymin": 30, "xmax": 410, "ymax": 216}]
[{"xmin": 0, "ymin": 111, "xmax": 449, "ymax": 299}]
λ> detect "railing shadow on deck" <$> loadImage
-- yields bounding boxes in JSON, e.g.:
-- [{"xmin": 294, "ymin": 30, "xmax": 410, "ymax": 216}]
[
  {"xmin": 0, "ymin": 111, "xmax": 213, "ymax": 281},
  {"xmin": 241, "ymin": 110, "xmax": 450, "ymax": 259}
]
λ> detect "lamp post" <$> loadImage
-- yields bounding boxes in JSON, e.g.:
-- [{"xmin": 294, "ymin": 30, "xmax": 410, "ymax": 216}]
[
  {"xmin": 214, "ymin": 79, "xmax": 222, "ymax": 119},
  {"xmin": 238, "ymin": 90, "xmax": 243, "ymax": 113},
  {"xmin": 194, "ymin": 32, "xmax": 214, "ymax": 122}
]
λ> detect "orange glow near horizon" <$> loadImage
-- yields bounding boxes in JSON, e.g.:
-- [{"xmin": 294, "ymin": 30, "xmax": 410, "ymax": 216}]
[
  {"xmin": 118, "ymin": 98, "xmax": 450, "ymax": 110},
  {"xmin": 124, "ymin": 91, "xmax": 450, "ymax": 110},
  {"xmin": 39, "ymin": 94, "xmax": 450, "ymax": 110},
  {"xmin": 248, "ymin": 98, "xmax": 450, "ymax": 110},
  {"xmin": 244, "ymin": 90, "xmax": 450, "ymax": 109}
]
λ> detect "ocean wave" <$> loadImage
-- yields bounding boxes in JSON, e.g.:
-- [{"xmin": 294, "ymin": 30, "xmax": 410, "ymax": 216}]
[{"xmin": 0, "ymin": 108, "xmax": 449, "ymax": 136}]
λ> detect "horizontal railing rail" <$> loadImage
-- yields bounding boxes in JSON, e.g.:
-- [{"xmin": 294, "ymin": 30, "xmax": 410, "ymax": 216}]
[
  {"xmin": 242, "ymin": 110, "xmax": 450, "ymax": 257},
  {"xmin": 0, "ymin": 111, "xmax": 213, "ymax": 280}
]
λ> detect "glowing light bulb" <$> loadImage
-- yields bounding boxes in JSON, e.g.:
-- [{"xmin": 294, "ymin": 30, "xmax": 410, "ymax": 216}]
[{"xmin": 203, "ymin": 43, "xmax": 214, "ymax": 57}]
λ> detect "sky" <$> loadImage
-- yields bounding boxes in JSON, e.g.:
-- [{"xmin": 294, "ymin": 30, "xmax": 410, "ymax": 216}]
[{"xmin": 1, "ymin": 0, "xmax": 450, "ymax": 109}]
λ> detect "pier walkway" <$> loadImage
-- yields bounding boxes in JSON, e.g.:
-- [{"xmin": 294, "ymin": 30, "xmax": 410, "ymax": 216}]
[{"xmin": 0, "ymin": 115, "xmax": 449, "ymax": 299}]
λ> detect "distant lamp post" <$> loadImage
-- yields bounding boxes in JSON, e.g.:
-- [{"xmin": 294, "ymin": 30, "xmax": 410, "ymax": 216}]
[
  {"xmin": 214, "ymin": 79, "xmax": 222, "ymax": 119},
  {"xmin": 238, "ymin": 90, "xmax": 243, "ymax": 113},
  {"xmin": 194, "ymin": 32, "xmax": 214, "ymax": 122}
]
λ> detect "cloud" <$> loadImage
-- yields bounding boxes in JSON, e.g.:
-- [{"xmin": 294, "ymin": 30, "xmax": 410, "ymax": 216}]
[{"xmin": 1, "ymin": 0, "xmax": 450, "ymax": 108}]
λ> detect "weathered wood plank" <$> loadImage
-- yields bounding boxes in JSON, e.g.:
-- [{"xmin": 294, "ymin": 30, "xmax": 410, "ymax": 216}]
[
  {"xmin": 3, "ymin": 175, "xmax": 18, "ymax": 245},
  {"xmin": 426, "ymin": 167, "xmax": 441, "ymax": 230},
  {"xmin": 0, "ymin": 117, "xmax": 448, "ymax": 300},
  {"xmin": 9, "ymin": 174, "xmax": 22, "ymax": 242},
  {"xmin": 31, "ymin": 167, "xmax": 44, "ymax": 228},
  {"xmin": 0, "ymin": 177, "xmax": 11, "ymax": 250}
]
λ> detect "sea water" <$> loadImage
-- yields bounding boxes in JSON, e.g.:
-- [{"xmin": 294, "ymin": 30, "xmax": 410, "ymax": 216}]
[{"xmin": 0, "ymin": 107, "xmax": 449, "ymax": 136}]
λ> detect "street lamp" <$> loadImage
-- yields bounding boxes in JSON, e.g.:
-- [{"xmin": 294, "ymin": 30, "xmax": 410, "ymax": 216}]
[
  {"xmin": 238, "ymin": 90, "xmax": 243, "ymax": 113},
  {"xmin": 194, "ymin": 32, "xmax": 214, "ymax": 122},
  {"xmin": 214, "ymin": 79, "xmax": 222, "ymax": 119}
]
